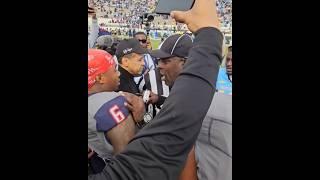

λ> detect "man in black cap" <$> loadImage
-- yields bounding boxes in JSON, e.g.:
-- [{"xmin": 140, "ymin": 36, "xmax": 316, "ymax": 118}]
[
  {"xmin": 115, "ymin": 38, "xmax": 147, "ymax": 94},
  {"xmin": 134, "ymin": 34, "xmax": 193, "ymax": 122},
  {"xmin": 141, "ymin": 34, "xmax": 193, "ymax": 110},
  {"xmin": 151, "ymin": 34, "xmax": 232, "ymax": 180},
  {"xmin": 150, "ymin": 34, "xmax": 193, "ymax": 88}
]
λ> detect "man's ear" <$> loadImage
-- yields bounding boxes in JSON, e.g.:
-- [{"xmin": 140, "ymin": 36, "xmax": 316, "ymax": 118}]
[
  {"xmin": 95, "ymin": 74, "xmax": 103, "ymax": 83},
  {"xmin": 180, "ymin": 59, "xmax": 186, "ymax": 66},
  {"xmin": 121, "ymin": 57, "xmax": 129, "ymax": 67}
]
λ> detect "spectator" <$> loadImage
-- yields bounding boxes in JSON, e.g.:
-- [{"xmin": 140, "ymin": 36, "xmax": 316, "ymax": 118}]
[
  {"xmin": 95, "ymin": 35, "xmax": 118, "ymax": 59},
  {"xmin": 96, "ymin": 35, "xmax": 114, "ymax": 50},
  {"xmin": 128, "ymin": 29, "xmax": 132, "ymax": 37},
  {"xmin": 88, "ymin": 7, "xmax": 99, "ymax": 48},
  {"xmin": 98, "ymin": 28, "xmax": 109, "ymax": 36},
  {"xmin": 93, "ymin": 0, "xmax": 231, "ymax": 33}
]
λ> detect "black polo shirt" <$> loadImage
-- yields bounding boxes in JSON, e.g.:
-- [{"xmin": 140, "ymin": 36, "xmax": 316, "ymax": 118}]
[{"xmin": 117, "ymin": 65, "xmax": 140, "ymax": 94}]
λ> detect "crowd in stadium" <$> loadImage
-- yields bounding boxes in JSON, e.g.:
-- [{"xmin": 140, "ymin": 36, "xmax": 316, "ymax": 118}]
[
  {"xmin": 89, "ymin": 0, "xmax": 232, "ymax": 38},
  {"xmin": 88, "ymin": 0, "xmax": 232, "ymax": 179}
]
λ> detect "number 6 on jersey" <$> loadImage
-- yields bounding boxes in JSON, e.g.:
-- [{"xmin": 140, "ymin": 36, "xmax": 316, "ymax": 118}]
[{"xmin": 109, "ymin": 105, "xmax": 125, "ymax": 124}]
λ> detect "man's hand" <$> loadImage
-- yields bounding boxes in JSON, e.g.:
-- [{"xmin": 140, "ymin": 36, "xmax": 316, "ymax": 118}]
[
  {"xmin": 120, "ymin": 92, "xmax": 145, "ymax": 123},
  {"xmin": 148, "ymin": 91, "xmax": 159, "ymax": 104},
  {"xmin": 170, "ymin": 0, "xmax": 219, "ymax": 33}
]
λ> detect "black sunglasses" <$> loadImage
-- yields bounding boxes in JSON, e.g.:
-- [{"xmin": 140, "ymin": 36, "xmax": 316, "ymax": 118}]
[{"xmin": 138, "ymin": 39, "xmax": 147, "ymax": 43}]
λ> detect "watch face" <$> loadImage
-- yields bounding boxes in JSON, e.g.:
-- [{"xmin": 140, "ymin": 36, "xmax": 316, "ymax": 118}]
[{"xmin": 144, "ymin": 113, "xmax": 152, "ymax": 123}]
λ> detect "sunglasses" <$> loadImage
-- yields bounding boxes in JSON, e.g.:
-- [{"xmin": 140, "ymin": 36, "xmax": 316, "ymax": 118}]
[{"xmin": 138, "ymin": 39, "xmax": 147, "ymax": 43}]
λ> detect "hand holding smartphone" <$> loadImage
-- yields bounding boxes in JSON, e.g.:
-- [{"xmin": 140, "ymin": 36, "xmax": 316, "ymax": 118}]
[
  {"xmin": 164, "ymin": 0, "xmax": 220, "ymax": 33},
  {"xmin": 155, "ymin": 0, "xmax": 195, "ymax": 15}
]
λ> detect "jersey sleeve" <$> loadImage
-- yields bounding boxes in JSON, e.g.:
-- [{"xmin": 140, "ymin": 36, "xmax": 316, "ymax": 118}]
[{"xmin": 94, "ymin": 96, "xmax": 130, "ymax": 132}]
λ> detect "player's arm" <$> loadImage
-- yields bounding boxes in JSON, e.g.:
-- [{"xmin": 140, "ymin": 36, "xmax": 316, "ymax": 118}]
[
  {"xmin": 94, "ymin": 96, "xmax": 137, "ymax": 155},
  {"xmin": 106, "ymin": 114, "xmax": 136, "ymax": 155}
]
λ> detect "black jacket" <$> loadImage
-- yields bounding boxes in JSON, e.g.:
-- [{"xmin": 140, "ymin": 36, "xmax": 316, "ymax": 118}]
[
  {"xmin": 88, "ymin": 27, "xmax": 223, "ymax": 180},
  {"xmin": 117, "ymin": 65, "xmax": 140, "ymax": 94}
]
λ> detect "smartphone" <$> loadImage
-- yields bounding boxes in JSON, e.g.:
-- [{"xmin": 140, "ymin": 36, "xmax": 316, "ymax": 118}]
[{"xmin": 154, "ymin": 0, "xmax": 195, "ymax": 15}]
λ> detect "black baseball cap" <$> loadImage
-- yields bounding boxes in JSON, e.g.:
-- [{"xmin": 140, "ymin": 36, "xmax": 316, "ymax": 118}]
[
  {"xmin": 150, "ymin": 34, "xmax": 193, "ymax": 59},
  {"xmin": 115, "ymin": 38, "xmax": 149, "ymax": 59}
]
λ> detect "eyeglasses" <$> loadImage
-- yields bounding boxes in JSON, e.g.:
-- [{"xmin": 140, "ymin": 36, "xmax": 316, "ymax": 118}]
[{"xmin": 138, "ymin": 39, "xmax": 147, "ymax": 43}]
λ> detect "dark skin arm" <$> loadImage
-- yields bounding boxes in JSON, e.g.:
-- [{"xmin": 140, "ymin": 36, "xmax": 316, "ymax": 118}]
[
  {"xmin": 179, "ymin": 146, "xmax": 198, "ymax": 180},
  {"xmin": 106, "ymin": 115, "xmax": 136, "ymax": 154},
  {"xmin": 106, "ymin": 92, "xmax": 146, "ymax": 154}
]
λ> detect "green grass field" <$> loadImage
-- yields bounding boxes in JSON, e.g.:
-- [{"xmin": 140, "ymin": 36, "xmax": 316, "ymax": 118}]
[
  {"xmin": 115, "ymin": 35, "xmax": 161, "ymax": 49},
  {"xmin": 151, "ymin": 39, "xmax": 161, "ymax": 49}
]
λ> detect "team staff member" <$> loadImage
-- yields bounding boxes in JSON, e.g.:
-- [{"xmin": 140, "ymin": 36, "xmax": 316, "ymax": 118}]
[{"xmin": 115, "ymin": 39, "xmax": 147, "ymax": 94}]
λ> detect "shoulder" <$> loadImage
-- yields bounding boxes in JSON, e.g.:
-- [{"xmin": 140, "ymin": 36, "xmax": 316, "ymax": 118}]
[
  {"xmin": 89, "ymin": 92, "xmax": 120, "ymax": 109},
  {"xmin": 89, "ymin": 92, "xmax": 130, "ymax": 132},
  {"xmin": 89, "ymin": 92, "xmax": 127, "ymax": 113}
]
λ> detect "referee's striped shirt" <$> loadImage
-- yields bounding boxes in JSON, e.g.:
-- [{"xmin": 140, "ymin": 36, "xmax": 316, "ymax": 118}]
[
  {"xmin": 137, "ymin": 68, "xmax": 169, "ymax": 119},
  {"xmin": 138, "ymin": 68, "xmax": 169, "ymax": 98}
]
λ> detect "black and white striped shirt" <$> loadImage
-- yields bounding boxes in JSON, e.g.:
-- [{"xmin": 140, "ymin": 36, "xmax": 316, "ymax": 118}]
[
  {"xmin": 138, "ymin": 68, "xmax": 169, "ymax": 98},
  {"xmin": 137, "ymin": 68, "xmax": 169, "ymax": 119}
]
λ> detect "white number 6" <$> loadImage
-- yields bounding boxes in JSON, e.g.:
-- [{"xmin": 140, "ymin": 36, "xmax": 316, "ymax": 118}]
[{"xmin": 109, "ymin": 105, "xmax": 125, "ymax": 123}]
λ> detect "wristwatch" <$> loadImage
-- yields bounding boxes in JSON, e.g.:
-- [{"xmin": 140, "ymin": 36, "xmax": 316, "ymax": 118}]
[{"xmin": 143, "ymin": 112, "xmax": 153, "ymax": 124}]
